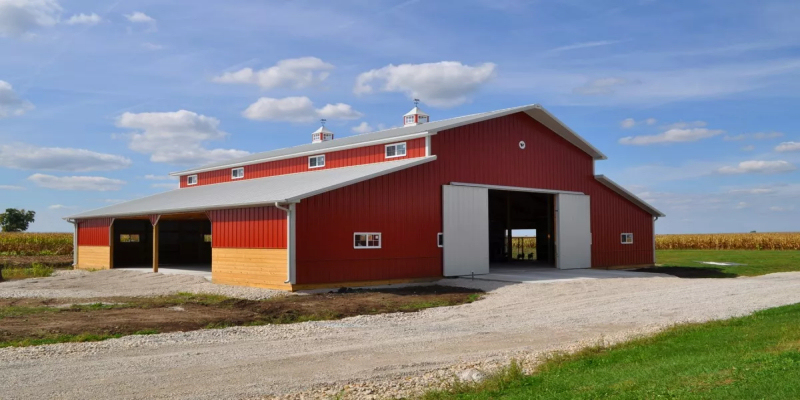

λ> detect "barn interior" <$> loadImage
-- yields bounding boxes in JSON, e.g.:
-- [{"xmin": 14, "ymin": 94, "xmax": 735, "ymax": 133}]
[
  {"xmin": 488, "ymin": 190, "xmax": 555, "ymax": 267},
  {"xmin": 113, "ymin": 214, "xmax": 212, "ymax": 273}
]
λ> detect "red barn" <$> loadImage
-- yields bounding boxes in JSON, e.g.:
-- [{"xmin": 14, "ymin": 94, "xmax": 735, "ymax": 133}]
[{"xmin": 66, "ymin": 104, "xmax": 664, "ymax": 290}]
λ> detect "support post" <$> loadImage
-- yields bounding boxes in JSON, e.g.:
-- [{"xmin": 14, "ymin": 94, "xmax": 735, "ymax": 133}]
[
  {"xmin": 506, "ymin": 195, "xmax": 512, "ymax": 262},
  {"xmin": 153, "ymin": 219, "xmax": 159, "ymax": 273},
  {"xmin": 108, "ymin": 218, "xmax": 115, "ymax": 269}
]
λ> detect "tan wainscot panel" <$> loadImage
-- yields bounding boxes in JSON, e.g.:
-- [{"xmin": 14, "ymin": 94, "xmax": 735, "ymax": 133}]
[
  {"xmin": 212, "ymin": 248, "xmax": 291, "ymax": 290},
  {"xmin": 76, "ymin": 246, "xmax": 112, "ymax": 270}
]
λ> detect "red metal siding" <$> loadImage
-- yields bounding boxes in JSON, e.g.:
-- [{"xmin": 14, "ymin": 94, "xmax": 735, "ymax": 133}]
[
  {"xmin": 77, "ymin": 218, "xmax": 112, "ymax": 246},
  {"xmin": 207, "ymin": 206, "xmax": 287, "ymax": 249},
  {"xmin": 295, "ymin": 112, "xmax": 654, "ymax": 284},
  {"xmin": 180, "ymin": 138, "xmax": 426, "ymax": 188}
]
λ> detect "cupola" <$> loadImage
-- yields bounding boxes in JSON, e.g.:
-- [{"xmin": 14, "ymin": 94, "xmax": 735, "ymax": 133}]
[
  {"xmin": 311, "ymin": 119, "xmax": 334, "ymax": 143},
  {"xmin": 403, "ymin": 99, "xmax": 429, "ymax": 127}
]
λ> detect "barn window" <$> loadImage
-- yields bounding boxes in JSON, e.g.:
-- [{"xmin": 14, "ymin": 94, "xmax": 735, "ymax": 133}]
[
  {"xmin": 120, "ymin": 234, "xmax": 140, "ymax": 243},
  {"xmin": 354, "ymin": 232, "xmax": 381, "ymax": 249},
  {"xmin": 308, "ymin": 154, "xmax": 325, "ymax": 169},
  {"xmin": 231, "ymin": 167, "xmax": 244, "ymax": 179},
  {"xmin": 385, "ymin": 142, "xmax": 407, "ymax": 159},
  {"xmin": 187, "ymin": 175, "xmax": 197, "ymax": 185},
  {"xmin": 203, "ymin": 234, "xmax": 212, "ymax": 243},
  {"xmin": 437, "ymin": 233, "xmax": 443, "ymax": 247},
  {"xmin": 621, "ymin": 233, "xmax": 633, "ymax": 244},
  {"xmin": 405, "ymin": 116, "xmax": 415, "ymax": 125}
]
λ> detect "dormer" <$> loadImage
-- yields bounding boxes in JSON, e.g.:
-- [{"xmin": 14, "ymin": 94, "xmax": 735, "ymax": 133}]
[
  {"xmin": 312, "ymin": 120, "xmax": 334, "ymax": 143},
  {"xmin": 403, "ymin": 99, "xmax": 429, "ymax": 127}
]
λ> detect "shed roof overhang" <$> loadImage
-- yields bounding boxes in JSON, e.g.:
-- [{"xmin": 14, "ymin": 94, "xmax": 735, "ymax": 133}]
[{"xmin": 595, "ymin": 174, "xmax": 665, "ymax": 218}]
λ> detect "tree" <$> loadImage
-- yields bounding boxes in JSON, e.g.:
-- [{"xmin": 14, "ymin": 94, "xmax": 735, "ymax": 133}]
[{"xmin": 0, "ymin": 208, "xmax": 36, "ymax": 232}]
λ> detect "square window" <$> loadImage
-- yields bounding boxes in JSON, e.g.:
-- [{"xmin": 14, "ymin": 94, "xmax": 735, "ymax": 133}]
[
  {"xmin": 437, "ymin": 233, "xmax": 443, "ymax": 247},
  {"xmin": 309, "ymin": 155, "xmax": 325, "ymax": 169},
  {"xmin": 231, "ymin": 167, "xmax": 244, "ymax": 179},
  {"xmin": 120, "ymin": 234, "xmax": 130, "ymax": 243},
  {"xmin": 385, "ymin": 142, "xmax": 407, "ymax": 159},
  {"xmin": 354, "ymin": 232, "xmax": 381, "ymax": 249},
  {"xmin": 621, "ymin": 233, "xmax": 633, "ymax": 244},
  {"xmin": 187, "ymin": 175, "xmax": 197, "ymax": 185}
]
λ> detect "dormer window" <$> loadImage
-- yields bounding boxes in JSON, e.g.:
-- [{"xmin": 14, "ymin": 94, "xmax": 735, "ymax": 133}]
[
  {"xmin": 186, "ymin": 175, "xmax": 197, "ymax": 186},
  {"xmin": 308, "ymin": 154, "xmax": 325, "ymax": 169},
  {"xmin": 231, "ymin": 167, "xmax": 244, "ymax": 179},
  {"xmin": 385, "ymin": 142, "xmax": 407, "ymax": 158}
]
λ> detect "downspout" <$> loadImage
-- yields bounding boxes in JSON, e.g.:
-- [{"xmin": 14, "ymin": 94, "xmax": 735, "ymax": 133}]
[
  {"xmin": 274, "ymin": 202, "xmax": 296, "ymax": 285},
  {"xmin": 66, "ymin": 219, "xmax": 78, "ymax": 267}
]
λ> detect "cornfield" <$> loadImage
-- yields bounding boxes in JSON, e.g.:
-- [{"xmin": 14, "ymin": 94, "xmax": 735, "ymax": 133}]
[
  {"xmin": 510, "ymin": 237, "xmax": 538, "ymax": 258},
  {"xmin": 656, "ymin": 233, "xmax": 800, "ymax": 250},
  {"xmin": 0, "ymin": 232, "xmax": 73, "ymax": 256}
]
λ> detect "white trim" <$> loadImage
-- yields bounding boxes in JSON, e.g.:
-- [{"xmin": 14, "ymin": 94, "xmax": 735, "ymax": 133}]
[
  {"xmin": 621, "ymin": 233, "xmax": 633, "ymax": 244},
  {"xmin": 274, "ymin": 202, "xmax": 296, "ymax": 284},
  {"xmin": 450, "ymin": 182, "xmax": 584, "ymax": 195},
  {"xmin": 186, "ymin": 175, "xmax": 198, "ymax": 186},
  {"xmin": 437, "ymin": 232, "xmax": 443, "ymax": 248},
  {"xmin": 425, "ymin": 135, "xmax": 431, "ymax": 156},
  {"xmin": 170, "ymin": 131, "xmax": 433, "ymax": 176},
  {"xmin": 308, "ymin": 154, "xmax": 325, "ymax": 169},
  {"xmin": 354, "ymin": 232, "xmax": 381, "ymax": 249},
  {"xmin": 231, "ymin": 167, "xmax": 244, "ymax": 180},
  {"xmin": 385, "ymin": 142, "xmax": 407, "ymax": 159}
]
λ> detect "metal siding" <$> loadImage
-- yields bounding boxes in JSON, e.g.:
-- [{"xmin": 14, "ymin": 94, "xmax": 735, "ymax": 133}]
[
  {"xmin": 295, "ymin": 112, "xmax": 654, "ymax": 284},
  {"xmin": 555, "ymin": 194, "xmax": 592, "ymax": 269},
  {"xmin": 442, "ymin": 185, "xmax": 489, "ymax": 276},
  {"xmin": 207, "ymin": 206, "xmax": 287, "ymax": 249},
  {"xmin": 180, "ymin": 138, "xmax": 426, "ymax": 188},
  {"xmin": 77, "ymin": 218, "xmax": 112, "ymax": 246}
]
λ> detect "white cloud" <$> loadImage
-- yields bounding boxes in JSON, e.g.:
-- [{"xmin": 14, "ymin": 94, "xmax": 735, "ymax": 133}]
[
  {"xmin": 352, "ymin": 122, "xmax": 373, "ymax": 134},
  {"xmin": 548, "ymin": 40, "xmax": 624, "ymax": 53},
  {"xmin": 48, "ymin": 204, "xmax": 76, "ymax": 210},
  {"xmin": 619, "ymin": 123, "xmax": 724, "ymax": 145},
  {"xmin": 28, "ymin": 173, "xmax": 125, "ymax": 191},
  {"xmin": 116, "ymin": 110, "xmax": 249, "ymax": 165},
  {"xmin": 213, "ymin": 57, "xmax": 334, "ymax": 90},
  {"xmin": 775, "ymin": 141, "xmax": 800, "ymax": 153},
  {"xmin": 620, "ymin": 118, "xmax": 635, "ymax": 129},
  {"xmin": 141, "ymin": 42, "xmax": 164, "ymax": 50},
  {"xmin": 0, "ymin": 0, "xmax": 61, "ymax": 37},
  {"xmin": 0, "ymin": 80, "xmax": 34, "ymax": 118},
  {"xmin": 0, "ymin": 184, "xmax": 25, "ymax": 190},
  {"xmin": 151, "ymin": 182, "xmax": 178, "ymax": 189},
  {"xmin": 0, "ymin": 143, "xmax": 131, "ymax": 171},
  {"xmin": 143, "ymin": 174, "xmax": 176, "ymax": 181},
  {"xmin": 65, "ymin": 12, "xmax": 100, "ymax": 25},
  {"xmin": 724, "ymin": 132, "xmax": 783, "ymax": 141},
  {"xmin": 125, "ymin": 11, "xmax": 154, "ymax": 23},
  {"xmin": 242, "ymin": 96, "xmax": 363, "ymax": 122},
  {"xmin": 573, "ymin": 77, "xmax": 630, "ymax": 95},
  {"xmin": 354, "ymin": 61, "xmax": 496, "ymax": 107},
  {"xmin": 728, "ymin": 188, "xmax": 777, "ymax": 195},
  {"xmin": 742, "ymin": 145, "xmax": 755, "ymax": 151},
  {"xmin": 645, "ymin": 118, "xmax": 657, "ymax": 125},
  {"xmin": 734, "ymin": 202, "xmax": 749, "ymax": 210},
  {"xmin": 717, "ymin": 160, "xmax": 796, "ymax": 175},
  {"xmin": 770, "ymin": 206, "xmax": 794, "ymax": 212}
]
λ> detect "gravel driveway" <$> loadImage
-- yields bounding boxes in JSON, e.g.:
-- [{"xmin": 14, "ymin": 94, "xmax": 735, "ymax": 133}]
[{"xmin": 2, "ymin": 271, "xmax": 800, "ymax": 399}]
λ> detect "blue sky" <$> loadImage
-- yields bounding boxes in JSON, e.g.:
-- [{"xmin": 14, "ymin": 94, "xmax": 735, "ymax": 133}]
[{"xmin": 1, "ymin": 0, "xmax": 799, "ymax": 234}]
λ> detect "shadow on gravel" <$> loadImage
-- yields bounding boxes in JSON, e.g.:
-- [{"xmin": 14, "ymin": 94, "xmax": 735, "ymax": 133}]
[{"xmin": 633, "ymin": 266, "xmax": 738, "ymax": 279}]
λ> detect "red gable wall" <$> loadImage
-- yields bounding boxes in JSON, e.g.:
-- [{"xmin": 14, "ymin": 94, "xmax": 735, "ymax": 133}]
[
  {"xmin": 295, "ymin": 112, "xmax": 654, "ymax": 284},
  {"xmin": 180, "ymin": 138, "xmax": 427, "ymax": 188}
]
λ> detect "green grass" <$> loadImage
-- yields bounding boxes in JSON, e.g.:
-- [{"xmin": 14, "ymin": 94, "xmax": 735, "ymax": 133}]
[
  {"xmin": 654, "ymin": 249, "xmax": 800, "ymax": 277},
  {"xmin": 0, "ymin": 263, "xmax": 55, "ymax": 280},
  {"xmin": 0, "ymin": 330, "xmax": 159, "ymax": 348},
  {"xmin": 421, "ymin": 303, "xmax": 800, "ymax": 400}
]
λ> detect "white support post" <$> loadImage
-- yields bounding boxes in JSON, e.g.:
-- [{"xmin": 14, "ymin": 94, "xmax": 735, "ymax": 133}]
[{"xmin": 275, "ymin": 202, "xmax": 297, "ymax": 285}]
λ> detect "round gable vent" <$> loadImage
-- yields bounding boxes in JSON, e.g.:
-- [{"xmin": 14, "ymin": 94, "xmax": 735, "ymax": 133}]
[{"xmin": 519, "ymin": 141, "xmax": 526, "ymax": 149}]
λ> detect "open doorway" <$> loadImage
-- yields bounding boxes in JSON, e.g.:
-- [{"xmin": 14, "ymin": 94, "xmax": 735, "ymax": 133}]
[
  {"xmin": 113, "ymin": 215, "xmax": 211, "ymax": 274},
  {"xmin": 488, "ymin": 190, "xmax": 555, "ymax": 267}
]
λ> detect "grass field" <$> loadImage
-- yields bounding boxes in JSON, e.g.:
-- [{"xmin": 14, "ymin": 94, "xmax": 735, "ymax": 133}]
[
  {"xmin": 421, "ymin": 303, "xmax": 800, "ymax": 400},
  {"xmin": 653, "ymin": 250, "xmax": 800, "ymax": 278}
]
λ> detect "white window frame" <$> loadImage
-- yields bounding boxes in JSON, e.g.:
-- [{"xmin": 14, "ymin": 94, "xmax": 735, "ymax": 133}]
[
  {"xmin": 186, "ymin": 175, "xmax": 198, "ymax": 186},
  {"xmin": 621, "ymin": 233, "xmax": 633, "ymax": 244},
  {"xmin": 437, "ymin": 232, "xmax": 443, "ymax": 248},
  {"xmin": 354, "ymin": 232, "xmax": 382, "ymax": 249},
  {"xmin": 418, "ymin": 115, "xmax": 428, "ymax": 123},
  {"xmin": 308, "ymin": 154, "xmax": 325, "ymax": 169},
  {"xmin": 385, "ymin": 142, "xmax": 407, "ymax": 159},
  {"xmin": 231, "ymin": 167, "xmax": 244, "ymax": 180},
  {"xmin": 405, "ymin": 116, "xmax": 415, "ymax": 125}
]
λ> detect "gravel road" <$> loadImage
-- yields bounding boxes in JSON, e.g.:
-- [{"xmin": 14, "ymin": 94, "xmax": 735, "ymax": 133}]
[{"xmin": 2, "ymin": 272, "xmax": 800, "ymax": 399}]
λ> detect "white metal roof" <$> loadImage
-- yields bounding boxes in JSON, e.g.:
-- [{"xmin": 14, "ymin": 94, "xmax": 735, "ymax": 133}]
[
  {"xmin": 171, "ymin": 104, "xmax": 607, "ymax": 176},
  {"xmin": 595, "ymin": 175, "xmax": 665, "ymax": 217},
  {"xmin": 68, "ymin": 157, "xmax": 435, "ymax": 219},
  {"xmin": 404, "ymin": 106, "xmax": 429, "ymax": 117}
]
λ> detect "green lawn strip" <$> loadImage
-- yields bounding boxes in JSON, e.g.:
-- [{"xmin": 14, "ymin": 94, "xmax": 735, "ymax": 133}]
[
  {"xmin": 421, "ymin": 303, "xmax": 800, "ymax": 400},
  {"xmin": 0, "ymin": 330, "xmax": 160, "ymax": 348},
  {"xmin": 653, "ymin": 249, "xmax": 800, "ymax": 277},
  {"xmin": 0, "ymin": 263, "xmax": 56, "ymax": 280}
]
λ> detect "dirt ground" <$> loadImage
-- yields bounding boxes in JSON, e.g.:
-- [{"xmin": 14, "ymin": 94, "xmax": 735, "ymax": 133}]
[{"xmin": 0, "ymin": 286, "xmax": 481, "ymax": 346}]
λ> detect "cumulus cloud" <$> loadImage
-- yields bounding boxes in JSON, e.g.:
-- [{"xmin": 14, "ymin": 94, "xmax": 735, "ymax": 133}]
[
  {"xmin": 619, "ymin": 123, "xmax": 724, "ymax": 145},
  {"xmin": 646, "ymin": 118, "xmax": 657, "ymax": 125},
  {"xmin": 125, "ymin": 11, "xmax": 154, "ymax": 23},
  {"xmin": 0, "ymin": 80, "xmax": 34, "ymax": 118},
  {"xmin": 770, "ymin": 206, "xmax": 794, "ymax": 212},
  {"xmin": 742, "ymin": 145, "xmax": 755, "ymax": 151},
  {"xmin": 242, "ymin": 96, "xmax": 363, "ymax": 122},
  {"xmin": 48, "ymin": 204, "xmax": 76, "ymax": 209},
  {"xmin": 0, "ymin": 0, "xmax": 61, "ymax": 37},
  {"xmin": 620, "ymin": 117, "xmax": 657, "ymax": 129},
  {"xmin": 65, "ymin": 12, "xmax": 100, "ymax": 25},
  {"xmin": 141, "ymin": 42, "xmax": 164, "ymax": 50},
  {"xmin": 151, "ymin": 182, "xmax": 178, "ymax": 189},
  {"xmin": 724, "ymin": 132, "xmax": 783, "ymax": 141},
  {"xmin": 213, "ymin": 57, "xmax": 334, "ymax": 90},
  {"xmin": 0, "ymin": 185, "xmax": 25, "ymax": 190},
  {"xmin": 354, "ymin": 61, "xmax": 496, "ymax": 107},
  {"xmin": 116, "ymin": 110, "xmax": 249, "ymax": 165},
  {"xmin": 0, "ymin": 143, "xmax": 131, "ymax": 171},
  {"xmin": 775, "ymin": 141, "xmax": 800, "ymax": 153},
  {"xmin": 717, "ymin": 160, "xmax": 796, "ymax": 175},
  {"xmin": 548, "ymin": 40, "xmax": 624, "ymax": 53},
  {"xmin": 352, "ymin": 122, "xmax": 373, "ymax": 134},
  {"xmin": 143, "ymin": 174, "xmax": 176, "ymax": 181},
  {"xmin": 573, "ymin": 77, "xmax": 630, "ymax": 95},
  {"xmin": 28, "ymin": 173, "xmax": 125, "ymax": 191},
  {"xmin": 728, "ymin": 188, "xmax": 777, "ymax": 195},
  {"xmin": 734, "ymin": 202, "xmax": 749, "ymax": 210}
]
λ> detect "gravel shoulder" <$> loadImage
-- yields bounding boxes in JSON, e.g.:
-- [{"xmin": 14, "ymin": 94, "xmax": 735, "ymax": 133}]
[{"xmin": 2, "ymin": 272, "xmax": 800, "ymax": 399}]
